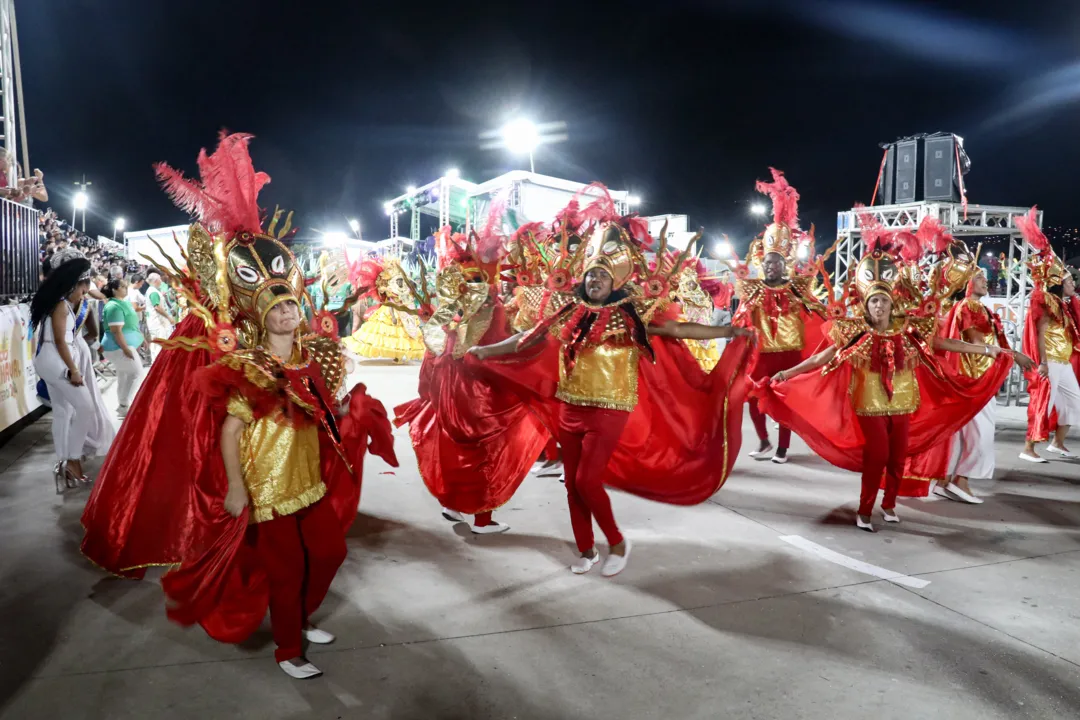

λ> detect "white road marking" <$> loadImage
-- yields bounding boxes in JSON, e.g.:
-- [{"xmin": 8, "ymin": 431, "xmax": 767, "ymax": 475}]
[{"xmin": 779, "ymin": 535, "xmax": 931, "ymax": 589}]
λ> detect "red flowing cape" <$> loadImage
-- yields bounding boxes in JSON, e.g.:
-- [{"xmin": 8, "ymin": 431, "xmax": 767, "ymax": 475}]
[
  {"xmin": 467, "ymin": 333, "xmax": 756, "ymax": 505},
  {"xmin": 393, "ymin": 302, "xmax": 549, "ymax": 515},
  {"xmin": 752, "ymin": 340, "xmax": 1012, "ymax": 475},
  {"xmin": 80, "ymin": 314, "xmax": 397, "ymax": 643},
  {"xmin": 1023, "ymin": 292, "xmax": 1080, "ymax": 442}
]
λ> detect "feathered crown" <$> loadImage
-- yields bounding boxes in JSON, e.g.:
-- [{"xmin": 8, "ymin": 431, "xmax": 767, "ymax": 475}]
[{"xmin": 1016, "ymin": 206, "xmax": 1065, "ymax": 288}]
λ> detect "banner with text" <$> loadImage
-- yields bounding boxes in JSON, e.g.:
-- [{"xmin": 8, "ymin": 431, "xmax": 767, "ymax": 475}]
[{"xmin": 0, "ymin": 304, "xmax": 41, "ymax": 432}]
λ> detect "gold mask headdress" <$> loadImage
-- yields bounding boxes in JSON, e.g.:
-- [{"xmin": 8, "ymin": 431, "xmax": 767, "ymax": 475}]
[
  {"xmin": 582, "ymin": 222, "xmax": 646, "ymax": 290},
  {"xmin": 146, "ymin": 132, "xmax": 314, "ymax": 351}
]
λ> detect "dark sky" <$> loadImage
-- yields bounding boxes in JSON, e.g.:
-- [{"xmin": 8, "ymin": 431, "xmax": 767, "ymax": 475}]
[{"xmin": 19, "ymin": 0, "xmax": 1080, "ymax": 252}]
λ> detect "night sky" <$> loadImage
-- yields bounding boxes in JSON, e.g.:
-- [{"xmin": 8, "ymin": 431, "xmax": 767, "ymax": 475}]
[{"xmin": 19, "ymin": 0, "xmax": 1080, "ymax": 254}]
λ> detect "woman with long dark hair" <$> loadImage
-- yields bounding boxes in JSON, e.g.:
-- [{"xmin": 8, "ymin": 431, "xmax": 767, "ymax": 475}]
[{"xmin": 31, "ymin": 255, "xmax": 114, "ymax": 491}]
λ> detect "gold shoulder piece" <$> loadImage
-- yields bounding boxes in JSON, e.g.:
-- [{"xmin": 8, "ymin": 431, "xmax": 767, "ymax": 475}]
[
  {"xmin": 828, "ymin": 317, "xmax": 864, "ymax": 347},
  {"xmin": 302, "ymin": 335, "xmax": 347, "ymax": 396}
]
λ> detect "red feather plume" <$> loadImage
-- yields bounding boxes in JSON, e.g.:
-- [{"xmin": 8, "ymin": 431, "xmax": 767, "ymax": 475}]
[
  {"xmin": 154, "ymin": 131, "xmax": 270, "ymax": 237},
  {"xmin": 915, "ymin": 216, "xmax": 952, "ymax": 254},
  {"xmin": 755, "ymin": 167, "xmax": 800, "ymax": 229},
  {"xmin": 894, "ymin": 231, "xmax": 922, "ymax": 264},
  {"xmin": 857, "ymin": 208, "xmax": 891, "ymax": 254},
  {"xmin": 1015, "ymin": 206, "xmax": 1049, "ymax": 254}
]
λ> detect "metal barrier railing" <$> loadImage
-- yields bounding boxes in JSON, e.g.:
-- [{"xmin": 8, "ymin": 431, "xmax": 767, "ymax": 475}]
[{"xmin": 0, "ymin": 196, "xmax": 41, "ymax": 299}]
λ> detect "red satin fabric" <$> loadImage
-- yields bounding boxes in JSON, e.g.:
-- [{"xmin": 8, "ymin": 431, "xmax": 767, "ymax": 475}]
[
  {"xmin": 1023, "ymin": 292, "xmax": 1080, "ymax": 442},
  {"xmin": 467, "ymin": 333, "xmax": 756, "ymax": 505},
  {"xmin": 80, "ymin": 311, "xmax": 398, "ymax": 644},
  {"xmin": 82, "ymin": 314, "xmax": 220, "ymax": 578},
  {"xmin": 394, "ymin": 302, "xmax": 549, "ymax": 515},
  {"xmin": 753, "ymin": 341, "xmax": 1012, "ymax": 475}
]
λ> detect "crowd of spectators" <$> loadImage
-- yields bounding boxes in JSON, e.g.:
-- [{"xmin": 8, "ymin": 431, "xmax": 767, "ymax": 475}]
[{"xmin": 39, "ymin": 209, "xmax": 146, "ymax": 283}]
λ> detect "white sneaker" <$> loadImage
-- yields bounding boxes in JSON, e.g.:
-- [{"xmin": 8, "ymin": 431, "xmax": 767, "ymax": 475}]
[
  {"xmin": 530, "ymin": 461, "xmax": 547, "ymax": 474},
  {"xmin": 570, "ymin": 552, "xmax": 600, "ymax": 574},
  {"xmin": 881, "ymin": 509, "xmax": 901, "ymax": 524},
  {"xmin": 471, "ymin": 521, "xmax": 510, "ymax": 535},
  {"xmin": 601, "ymin": 539, "xmax": 632, "ymax": 577},
  {"xmin": 932, "ymin": 483, "xmax": 952, "ymax": 499},
  {"xmin": 944, "ymin": 484, "xmax": 983, "ymax": 505},
  {"xmin": 1019, "ymin": 452, "xmax": 1048, "ymax": 464},
  {"xmin": 749, "ymin": 444, "xmax": 774, "ymax": 460},
  {"xmin": 1046, "ymin": 445, "xmax": 1078, "ymax": 459},
  {"xmin": 537, "ymin": 463, "xmax": 563, "ymax": 478},
  {"xmin": 441, "ymin": 508, "xmax": 466, "ymax": 523},
  {"xmin": 278, "ymin": 658, "xmax": 323, "ymax": 679},
  {"xmin": 771, "ymin": 453, "xmax": 789, "ymax": 464},
  {"xmin": 558, "ymin": 471, "xmax": 565, "ymax": 483},
  {"xmin": 302, "ymin": 627, "xmax": 335, "ymax": 644},
  {"xmin": 855, "ymin": 515, "xmax": 875, "ymax": 532},
  {"xmin": 116, "ymin": 404, "xmax": 129, "ymax": 418}
]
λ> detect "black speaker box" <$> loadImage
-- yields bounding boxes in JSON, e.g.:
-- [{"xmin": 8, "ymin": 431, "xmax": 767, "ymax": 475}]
[
  {"xmin": 894, "ymin": 139, "xmax": 919, "ymax": 203},
  {"xmin": 923, "ymin": 133, "xmax": 960, "ymax": 202}
]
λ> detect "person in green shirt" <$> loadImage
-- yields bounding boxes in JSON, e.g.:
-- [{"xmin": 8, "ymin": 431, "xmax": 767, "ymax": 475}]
[{"xmin": 102, "ymin": 278, "xmax": 147, "ymax": 417}]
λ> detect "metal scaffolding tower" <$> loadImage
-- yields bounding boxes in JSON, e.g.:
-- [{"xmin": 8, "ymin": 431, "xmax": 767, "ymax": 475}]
[{"xmin": 834, "ymin": 201, "xmax": 1040, "ymax": 406}]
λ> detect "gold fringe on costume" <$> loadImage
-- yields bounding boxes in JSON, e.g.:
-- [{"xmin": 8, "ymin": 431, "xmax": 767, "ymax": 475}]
[{"xmin": 343, "ymin": 304, "xmax": 426, "ymax": 361}]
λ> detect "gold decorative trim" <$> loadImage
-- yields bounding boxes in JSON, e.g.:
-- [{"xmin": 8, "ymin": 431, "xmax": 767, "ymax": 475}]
[
  {"xmin": 250, "ymin": 481, "xmax": 327, "ymax": 523},
  {"xmin": 554, "ymin": 389, "xmax": 636, "ymax": 413}
]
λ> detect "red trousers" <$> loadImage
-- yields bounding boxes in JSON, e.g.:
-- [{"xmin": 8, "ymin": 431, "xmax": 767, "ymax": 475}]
[
  {"xmin": 856, "ymin": 414, "xmax": 911, "ymax": 516},
  {"xmin": 558, "ymin": 403, "xmax": 629, "ymax": 553},
  {"xmin": 253, "ymin": 499, "xmax": 347, "ymax": 662},
  {"xmin": 749, "ymin": 350, "xmax": 801, "ymax": 450}
]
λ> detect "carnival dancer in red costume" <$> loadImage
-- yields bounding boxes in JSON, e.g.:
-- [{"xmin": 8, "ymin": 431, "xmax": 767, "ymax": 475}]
[
  {"xmin": 467, "ymin": 198, "xmax": 754, "ymax": 576},
  {"xmin": 394, "ymin": 225, "xmax": 548, "ymax": 534},
  {"xmin": 734, "ymin": 169, "xmax": 826, "ymax": 464},
  {"xmin": 753, "ymin": 218, "xmax": 1013, "ymax": 532},
  {"xmin": 79, "ymin": 133, "xmax": 397, "ymax": 679},
  {"xmin": 1016, "ymin": 207, "xmax": 1080, "ymax": 462}
]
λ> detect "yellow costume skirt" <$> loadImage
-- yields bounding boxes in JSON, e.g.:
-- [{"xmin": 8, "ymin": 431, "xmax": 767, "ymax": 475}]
[
  {"xmin": 342, "ymin": 304, "xmax": 426, "ymax": 361},
  {"xmin": 683, "ymin": 338, "xmax": 720, "ymax": 372}
]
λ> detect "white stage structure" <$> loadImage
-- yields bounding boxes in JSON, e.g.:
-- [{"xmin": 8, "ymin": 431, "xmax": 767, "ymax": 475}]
[
  {"xmin": 834, "ymin": 201, "xmax": 1041, "ymax": 406},
  {"xmin": 383, "ymin": 171, "xmax": 699, "ymax": 250},
  {"xmin": 384, "ymin": 171, "xmax": 640, "ymax": 241},
  {"xmin": 124, "ymin": 225, "xmax": 191, "ymax": 269}
]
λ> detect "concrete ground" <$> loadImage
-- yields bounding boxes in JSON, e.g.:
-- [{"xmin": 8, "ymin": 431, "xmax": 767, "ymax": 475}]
[{"xmin": 2, "ymin": 362, "xmax": 1080, "ymax": 720}]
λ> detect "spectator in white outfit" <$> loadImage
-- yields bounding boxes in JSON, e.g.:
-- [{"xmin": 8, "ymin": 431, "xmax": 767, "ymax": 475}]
[
  {"xmin": 31, "ymin": 255, "xmax": 115, "ymax": 491},
  {"xmin": 144, "ymin": 272, "xmax": 175, "ymax": 362}
]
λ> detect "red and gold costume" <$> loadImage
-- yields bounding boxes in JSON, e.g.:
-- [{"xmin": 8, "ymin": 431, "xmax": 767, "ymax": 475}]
[
  {"xmin": 394, "ymin": 227, "xmax": 548, "ymax": 525},
  {"xmin": 470, "ymin": 197, "xmax": 755, "ymax": 553},
  {"xmin": 734, "ymin": 169, "xmax": 826, "ymax": 453},
  {"xmin": 80, "ymin": 133, "xmax": 397, "ymax": 661},
  {"xmin": 1018, "ymin": 208, "xmax": 1080, "ymax": 442},
  {"xmin": 897, "ymin": 220, "xmax": 983, "ymax": 495},
  {"xmin": 753, "ymin": 215, "xmax": 1011, "ymax": 517}
]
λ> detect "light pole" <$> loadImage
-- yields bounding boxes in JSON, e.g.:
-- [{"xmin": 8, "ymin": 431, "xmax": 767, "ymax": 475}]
[
  {"xmin": 113, "ymin": 217, "xmax": 125, "ymax": 242},
  {"xmin": 750, "ymin": 203, "xmax": 767, "ymax": 217},
  {"xmin": 501, "ymin": 119, "xmax": 540, "ymax": 173},
  {"xmin": 348, "ymin": 218, "xmax": 361, "ymax": 240},
  {"xmin": 73, "ymin": 174, "xmax": 92, "ymax": 232},
  {"xmin": 74, "ymin": 191, "xmax": 88, "ymax": 233}
]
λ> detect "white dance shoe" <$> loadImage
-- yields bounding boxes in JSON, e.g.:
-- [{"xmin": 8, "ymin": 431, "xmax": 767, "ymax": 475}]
[
  {"xmin": 1046, "ymin": 445, "xmax": 1078, "ymax": 459},
  {"xmin": 855, "ymin": 515, "xmax": 875, "ymax": 532},
  {"xmin": 881, "ymin": 509, "xmax": 901, "ymax": 524},
  {"xmin": 279, "ymin": 658, "xmax": 323, "ymax": 679},
  {"xmin": 302, "ymin": 627, "xmax": 335, "ymax": 644},
  {"xmin": 1019, "ymin": 452, "xmax": 1048, "ymax": 464},
  {"xmin": 441, "ymin": 508, "xmax": 466, "ymax": 523},
  {"xmin": 749, "ymin": 444, "xmax": 774, "ymax": 460},
  {"xmin": 601, "ymin": 539, "xmax": 632, "ymax": 577},
  {"xmin": 943, "ymin": 484, "xmax": 983, "ymax": 505},
  {"xmin": 570, "ymin": 551, "xmax": 600, "ymax": 575},
  {"xmin": 471, "ymin": 521, "xmax": 510, "ymax": 535}
]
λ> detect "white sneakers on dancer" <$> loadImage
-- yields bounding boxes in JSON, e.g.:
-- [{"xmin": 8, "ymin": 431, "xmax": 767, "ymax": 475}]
[
  {"xmin": 569, "ymin": 540, "xmax": 631, "ymax": 576},
  {"xmin": 279, "ymin": 659, "xmax": 322, "ymax": 679},
  {"xmin": 748, "ymin": 443, "xmax": 773, "ymax": 460},
  {"xmin": 471, "ymin": 521, "xmax": 510, "ymax": 535}
]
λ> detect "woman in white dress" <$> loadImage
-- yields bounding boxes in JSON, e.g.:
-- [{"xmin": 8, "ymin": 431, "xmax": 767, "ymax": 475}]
[{"xmin": 31, "ymin": 253, "xmax": 115, "ymax": 491}]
